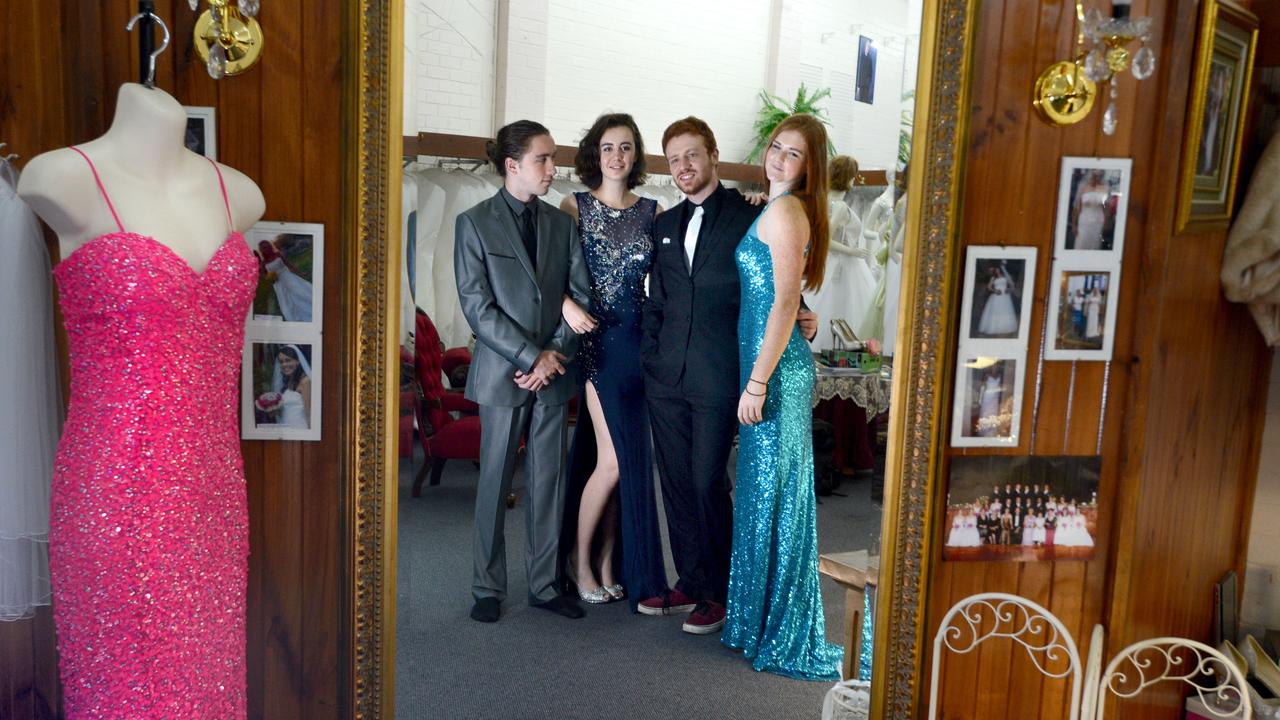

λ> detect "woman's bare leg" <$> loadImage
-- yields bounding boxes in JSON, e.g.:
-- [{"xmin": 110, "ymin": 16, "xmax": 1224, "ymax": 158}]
[{"xmin": 574, "ymin": 382, "xmax": 620, "ymax": 590}]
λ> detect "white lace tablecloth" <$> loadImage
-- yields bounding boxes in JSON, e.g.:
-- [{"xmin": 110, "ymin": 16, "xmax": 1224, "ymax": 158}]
[{"xmin": 813, "ymin": 369, "xmax": 892, "ymax": 415}]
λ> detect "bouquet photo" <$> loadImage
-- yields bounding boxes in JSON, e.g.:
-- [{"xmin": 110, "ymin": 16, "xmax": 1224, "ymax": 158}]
[{"xmin": 255, "ymin": 391, "xmax": 284, "ymax": 414}]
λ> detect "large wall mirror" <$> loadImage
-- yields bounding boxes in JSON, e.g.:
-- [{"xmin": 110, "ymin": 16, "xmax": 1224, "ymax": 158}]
[{"xmin": 346, "ymin": 0, "xmax": 977, "ymax": 716}]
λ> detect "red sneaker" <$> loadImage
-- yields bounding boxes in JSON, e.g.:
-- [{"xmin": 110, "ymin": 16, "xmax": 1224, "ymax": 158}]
[
  {"xmin": 682, "ymin": 601, "xmax": 725, "ymax": 635},
  {"xmin": 637, "ymin": 588, "xmax": 698, "ymax": 616}
]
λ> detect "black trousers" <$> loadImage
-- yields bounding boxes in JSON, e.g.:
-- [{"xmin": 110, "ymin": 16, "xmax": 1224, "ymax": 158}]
[{"xmin": 645, "ymin": 376, "xmax": 737, "ymax": 605}]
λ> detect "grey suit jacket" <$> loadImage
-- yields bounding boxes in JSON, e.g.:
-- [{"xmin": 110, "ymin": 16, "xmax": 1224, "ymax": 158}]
[{"xmin": 454, "ymin": 192, "xmax": 592, "ymax": 407}]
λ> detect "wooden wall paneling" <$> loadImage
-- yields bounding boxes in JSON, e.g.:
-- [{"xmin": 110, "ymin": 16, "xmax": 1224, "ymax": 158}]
[
  {"xmin": 256, "ymin": 3, "xmax": 307, "ymax": 716},
  {"xmin": 299, "ymin": 0, "xmax": 344, "ymax": 713}
]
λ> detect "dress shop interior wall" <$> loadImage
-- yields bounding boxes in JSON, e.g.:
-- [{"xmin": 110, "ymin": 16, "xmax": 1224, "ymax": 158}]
[
  {"xmin": 1245, "ymin": 351, "xmax": 1280, "ymax": 635},
  {"xmin": 403, "ymin": 0, "xmax": 916, "ymax": 169}
]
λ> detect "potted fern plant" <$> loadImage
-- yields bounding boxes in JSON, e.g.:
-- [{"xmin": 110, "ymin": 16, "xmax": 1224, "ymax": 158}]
[{"xmin": 746, "ymin": 83, "xmax": 835, "ymax": 163}]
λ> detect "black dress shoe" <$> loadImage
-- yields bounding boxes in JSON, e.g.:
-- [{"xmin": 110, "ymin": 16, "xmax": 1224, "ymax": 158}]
[
  {"xmin": 531, "ymin": 595, "xmax": 584, "ymax": 619},
  {"xmin": 470, "ymin": 597, "xmax": 500, "ymax": 623}
]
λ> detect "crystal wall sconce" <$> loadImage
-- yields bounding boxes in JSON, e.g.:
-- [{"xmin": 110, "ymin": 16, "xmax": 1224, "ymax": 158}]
[
  {"xmin": 1034, "ymin": 0, "xmax": 1156, "ymax": 135},
  {"xmin": 192, "ymin": 0, "xmax": 264, "ymax": 79}
]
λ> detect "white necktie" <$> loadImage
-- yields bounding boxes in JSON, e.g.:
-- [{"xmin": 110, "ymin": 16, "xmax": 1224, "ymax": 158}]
[{"xmin": 684, "ymin": 205, "xmax": 704, "ymax": 272}]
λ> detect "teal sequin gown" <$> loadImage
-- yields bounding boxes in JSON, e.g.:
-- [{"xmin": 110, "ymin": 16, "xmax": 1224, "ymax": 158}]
[{"xmin": 722, "ymin": 200, "xmax": 843, "ymax": 682}]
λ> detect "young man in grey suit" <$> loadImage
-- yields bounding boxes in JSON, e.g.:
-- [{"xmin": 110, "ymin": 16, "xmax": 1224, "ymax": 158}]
[{"xmin": 454, "ymin": 120, "xmax": 593, "ymax": 623}]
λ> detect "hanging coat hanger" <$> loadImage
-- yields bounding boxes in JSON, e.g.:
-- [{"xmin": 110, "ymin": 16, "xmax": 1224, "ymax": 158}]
[{"xmin": 125, "ymin": 3, "xmax": 171, "ymax": 88}]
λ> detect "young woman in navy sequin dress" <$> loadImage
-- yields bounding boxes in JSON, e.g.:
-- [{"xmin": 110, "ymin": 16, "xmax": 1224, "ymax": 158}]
[
  {"xmin": 559, "ymin": 114, "xmax": 668, "ymax": 609},
  {"xmin": 723, "ymin": 114, "xmax": 843, "ymax": 680}
]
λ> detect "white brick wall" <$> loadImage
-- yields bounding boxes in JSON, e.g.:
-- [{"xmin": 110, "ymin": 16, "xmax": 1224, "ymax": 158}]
[
  {"xmin": 409, "ymin": 0, "xmax": 498, "ymax": 135},
  {"xmin": 407, "ymin": 0, "xmax": 921, "ymax": 171},
  {"xmin": 1244, "ymin": 352, "xmax": 1280, "ymax": 636}
]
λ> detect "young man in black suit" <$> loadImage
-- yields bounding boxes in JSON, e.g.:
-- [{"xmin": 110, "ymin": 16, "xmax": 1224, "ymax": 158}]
[{"xmin": 638, "ymin": 117, "xmax": 816, "ymax": 634}]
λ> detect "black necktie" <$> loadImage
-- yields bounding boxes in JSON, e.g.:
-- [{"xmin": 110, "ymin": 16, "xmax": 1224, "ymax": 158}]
[{"xmin": 521, "ymin": 206, "xmax": 538, "ymax": 270}]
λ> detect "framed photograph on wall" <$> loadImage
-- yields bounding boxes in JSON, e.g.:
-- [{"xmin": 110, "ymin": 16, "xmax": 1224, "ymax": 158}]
[
  {"xmin": 1176, "ymin": 0, "xmax": 1259, "ymax": 231},
  {"xmin": 855, "ymin": 35, "xmax": 877, "ymax": 104},
  {"xmin": 1054, "ymin": 157, "xmax": 1132, "ymax": 256},
  {"xmin": 950, "ymin": 353, "xmax": 1025, "ymax": 448},
  {"xmin": 941, "ymin": 455, "xmax": 1100, "ymax": 562},
  {"xmin": 183, "ymin": 106, "xmax": 217, "ymax": 160},
  {"xmin": 245, "ymin": 222, "xmax": 324, "ymax": 329},
  {"xmin": 1044, "ymin": 264, "xmax": 1120, "ymax": 361},
  {"xmin": 958, "ymin": 246, "xmax": 1037, "ymax": 344},
  {"xmin": 241, "ymin": 337, "xmax": 322, "ymax": 441}
]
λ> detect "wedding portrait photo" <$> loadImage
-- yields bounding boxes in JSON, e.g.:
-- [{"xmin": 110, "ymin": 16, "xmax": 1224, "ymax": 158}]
[
  {"xmin": 247, "ymin": 222, "xmax": 324, "ymax": 327},
  {"xmin": 1054, "ymin": 157, "xmax": 1132, "ymax": 255},
  {"xmin": 182, "ymin": 106, "xmax": 216, "ymax": 160},
  {"xmin": 950, "ymin": 356, "xmax": 1022, "ymax": 447},
  {"xmin": 1046, "ymin": 268, "xmax": 1116, "ymax": 360},
  {"xmin": 241, "ymin": 340, "xmax": 321, "ymax": 441},
  {"xmin": 960, "ymin": 247, "xmax": 1036, "ymax": 343},
  {"xmin": 942, "ymin": 455, "xmax": 1100, "ymax": 562}
]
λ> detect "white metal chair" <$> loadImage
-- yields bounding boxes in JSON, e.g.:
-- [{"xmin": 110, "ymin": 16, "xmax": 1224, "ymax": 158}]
[
  {"xmin": 1096, "ymin": 638, "xmax": 1252, "ymax": 719},
  {"xmin": 928, "ymin": 592, "xmax": 1083, "ymax": 720},
  {"xmin": 1080, "ymin": 624, "xmax": 1106, "ymax": 720}
]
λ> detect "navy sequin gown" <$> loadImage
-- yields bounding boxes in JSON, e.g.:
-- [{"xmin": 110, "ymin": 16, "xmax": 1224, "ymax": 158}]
[
  {"xmin": 563, "ymin": 192, "xmax": 667, "ymax": 610},
  {"xmin": 722, "ymin": 199, "xmax": 843, "ymax": 681}
]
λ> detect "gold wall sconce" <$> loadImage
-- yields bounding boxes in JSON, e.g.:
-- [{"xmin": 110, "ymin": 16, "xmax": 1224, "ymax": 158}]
[
  {"xmin": 192, "ymin": 0, "xmax": 264, "ymax": 79},
  {"xmin": 1034, "ymin": 0, "xmax": 1156, "ymax": 135}
]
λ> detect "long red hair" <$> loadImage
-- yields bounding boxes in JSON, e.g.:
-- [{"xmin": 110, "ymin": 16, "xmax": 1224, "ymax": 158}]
[{"xmin": 764, "ymin": 114, "xmax": 829, "ymax": 291}]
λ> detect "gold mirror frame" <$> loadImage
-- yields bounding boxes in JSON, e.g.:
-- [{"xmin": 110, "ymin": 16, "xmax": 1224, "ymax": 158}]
[{"xmin": 344, "ymin": 0, "xmax": 976, "ymax": 716}]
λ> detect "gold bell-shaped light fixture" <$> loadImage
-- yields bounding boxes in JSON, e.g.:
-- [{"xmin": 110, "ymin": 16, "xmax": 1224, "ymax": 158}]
[{"xmin": 192, "ymin": 0, "xmax": 264, "ymax": 79}]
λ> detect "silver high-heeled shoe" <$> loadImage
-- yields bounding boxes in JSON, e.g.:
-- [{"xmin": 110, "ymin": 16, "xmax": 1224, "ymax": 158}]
[
  {"xmin": 603, "ymin": 584, "xmax": 625, "ymax": 602},
  {"xmin": 577, "ymin": 584, "xmax": 610, "ymax": 604}
]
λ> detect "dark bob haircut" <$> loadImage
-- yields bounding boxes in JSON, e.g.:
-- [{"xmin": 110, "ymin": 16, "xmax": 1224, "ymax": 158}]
[
  {"xmin": 485, "ymin": 119, "xmax": 551, "ymax": 176},
  {"xmin": 574, "ymin": 113, "xmax": 648, "ymax": 190}
]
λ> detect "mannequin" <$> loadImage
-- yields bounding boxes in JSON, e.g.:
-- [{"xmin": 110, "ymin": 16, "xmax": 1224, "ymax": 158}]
[
  {"xmin": 19, "ymin": 82, "xmax": 264, "ymax": 719},
  {"xmin": 18, "ymin": 83, "xmax": 264, "ymax": 260}
]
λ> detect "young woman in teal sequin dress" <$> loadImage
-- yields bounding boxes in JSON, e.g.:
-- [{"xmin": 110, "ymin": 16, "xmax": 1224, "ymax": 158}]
[{"xmin": 722, "ymin": 113, "xmax": 843, "ymax": 681}]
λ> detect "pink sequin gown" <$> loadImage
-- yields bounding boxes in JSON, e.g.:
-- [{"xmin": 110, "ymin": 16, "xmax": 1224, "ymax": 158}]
[{"xmin": 49, "ymin": 147, "xmax": 255, "ymax": 718}]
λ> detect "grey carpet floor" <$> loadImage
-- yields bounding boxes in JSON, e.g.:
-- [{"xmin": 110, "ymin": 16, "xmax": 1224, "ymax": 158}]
[{"xmin": 395, "ymin": 446, "xmax": 882, "ymax": 720}]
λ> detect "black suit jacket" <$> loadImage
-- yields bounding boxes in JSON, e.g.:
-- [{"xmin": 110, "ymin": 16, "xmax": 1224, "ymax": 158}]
[{"xmin": 641, "ymin": 184, "xmax": 761, "ymax": 400}]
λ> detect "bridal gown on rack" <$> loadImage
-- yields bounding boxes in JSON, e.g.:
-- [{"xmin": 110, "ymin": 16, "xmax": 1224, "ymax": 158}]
[
  {"xmin": 723, "ymin": 198, "xmax": 843, "ymax": 682},
  {"xmin": 50, "ymin": 149, "xmax": 254, "ymax": 718},
  {"xmin": 804, "ymin": 195, "xmax": 876, "ymax": 350},
  {"xmin": 0, "ymin": 157, "xmax": 59, "ymax": 621}
]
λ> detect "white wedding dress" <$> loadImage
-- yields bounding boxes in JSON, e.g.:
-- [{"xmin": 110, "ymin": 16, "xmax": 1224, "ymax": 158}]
[
  {"xmin": 976, "ymin": 375, "xmax": 1003, "ymax": 436},
  {"xmin": 806, "ymin": 194, "xmax": 878, "ymax": 351},
  {"xmin": 277, "ymin": 390, "xmax": 308, "ymax": 429},
  {"xmin": 0, "ymin": 159, "xmax": 59, "ymax": 620},
  {"xmin": 264, "ymin": 256, "xmax": 313, "ymax": 323},
  {"xmin": 1074, "ymin": 190, "xmax": 1108, "ymax": 249},
  {"xmin": 978, "ymin": 275, "xmax": 1019, "ymax": 336},
  {"xmin": 1085, "ymin": 293, "xmax": 1103, "ymax": 337}
]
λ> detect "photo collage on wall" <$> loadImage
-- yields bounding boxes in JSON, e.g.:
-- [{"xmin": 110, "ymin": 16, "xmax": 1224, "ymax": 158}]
[
  {"xmin": 1046, "ymin": 156, "xmax": 1131, "ymax": 361},
  {"xmin": 951, "ymin": 246, "xmax": 1037, "ymax": 448},
  {"xmin": 239, "ymin": 221, "xmax": 325, "ymax": 441}
]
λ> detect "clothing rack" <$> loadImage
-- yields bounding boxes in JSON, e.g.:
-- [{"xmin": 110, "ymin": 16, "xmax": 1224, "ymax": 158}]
[{"xmin": 403, "ymin": 132, "xmax": 889, "ymax": 187}]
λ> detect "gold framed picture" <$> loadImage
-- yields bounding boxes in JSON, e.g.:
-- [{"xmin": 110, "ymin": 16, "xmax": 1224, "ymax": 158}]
[{"xmin": 1176, "ymin": 0, "xmax": 1259, "ymax": 232}]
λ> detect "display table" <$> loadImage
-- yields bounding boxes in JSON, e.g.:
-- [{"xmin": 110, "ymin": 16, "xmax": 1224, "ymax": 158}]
[
  {"xmin": 813, "ymin": 366, "xmax": 891, "ymax": 480},
  {"xmin": 818, "ymin": 550, "xmax": 880, "ymax": 682},
  {"xmin": 813, "ymin": 366, "xmax": 892, "ymax": 415}
]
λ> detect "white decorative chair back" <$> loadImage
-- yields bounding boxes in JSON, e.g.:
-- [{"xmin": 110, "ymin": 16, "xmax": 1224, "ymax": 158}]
[
  {"xmin": 1096, "ymin": 638, "xmax": 1251, "ymax": 720},
  {"xmin": 928, "ymin": 592, "xmax": 1083, "ymax": 720},
  {"xmin": 1080, "ymin": 624, "xmax": 1106, "ymax": 720}
]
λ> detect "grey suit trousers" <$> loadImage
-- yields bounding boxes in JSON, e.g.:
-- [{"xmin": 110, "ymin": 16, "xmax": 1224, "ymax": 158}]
[{"xmin": 472, "ymin": 398, "xmax": 568, "ymax": 604}]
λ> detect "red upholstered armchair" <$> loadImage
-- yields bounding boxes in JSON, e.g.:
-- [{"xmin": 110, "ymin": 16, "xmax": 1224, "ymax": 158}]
[{"xmin": 411, "ymin": 310, "xmax": 481, "ymax": 496}]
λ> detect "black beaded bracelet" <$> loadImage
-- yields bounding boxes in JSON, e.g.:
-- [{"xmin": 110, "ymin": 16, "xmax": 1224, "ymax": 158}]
[
  {"xmin": 745, "ymin": 387, "xmax": 766, "ymax": 397},
  {"xmin": 748, "ymin": 377, "xmax": 768, "ymax": 386}
]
